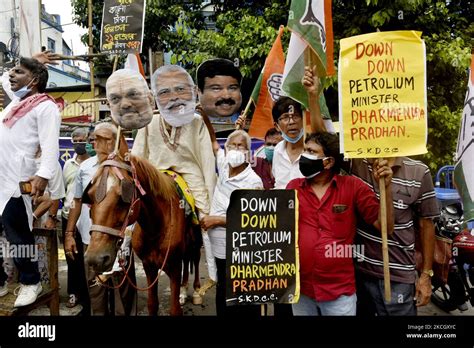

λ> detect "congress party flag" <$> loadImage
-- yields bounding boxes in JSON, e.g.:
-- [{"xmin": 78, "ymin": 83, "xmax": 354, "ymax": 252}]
[
  {"xmin": 249, "ymin": 26, "xmax": 285, "ymax": 138},
  {"xmin": 454, "ymin": 54, "xmax": 474, "ymax": 222},
  {"xmin": 281, "ymin": 0, "xmax": 334, "ymax": 117}
]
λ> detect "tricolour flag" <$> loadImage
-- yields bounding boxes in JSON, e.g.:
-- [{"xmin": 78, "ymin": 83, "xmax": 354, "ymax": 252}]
[
  {"xmin": 454, "ymin": 54, "xmax": 474, "ymax": 222},
  {"xmin": 281, "ymin": 0, "xmax": 334, "ymax": 124},
  {"xmin": 248, "ymin": 26, "xmax": 285, "ymax": 138},
  {"xmin": 124, "ymin": 53, "xmax": 146, "ymax": 78}
]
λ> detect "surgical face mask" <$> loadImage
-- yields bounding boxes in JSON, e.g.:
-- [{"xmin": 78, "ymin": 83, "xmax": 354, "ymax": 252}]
[
  {"xmin": 158, "ymin": 97, "xmax": 196, "ymax": 128},
  {"xmin": 73, "ymin": 142, "xmax": 87, "ymax": 155},
  {"xmin": 85, "ymin": 143, "xmax": 96, "ymax": 156},
  {"xmin": 226, "ymin": 150, "xmax": 246, "ymax": 168},
  {"xmin": 281, "ymin": 128, "xmax": 304, "ymax": 144},
  {"xmin": 299, "ymin": 153, "xmax": 328, "ymax": 179},
  {"xmin": 13, "ymin": 79, "xmax": 34, "ymax": 99},
  {"xmin": 264, "ymin": 146, "xmax": 275, "ymax": 162}
]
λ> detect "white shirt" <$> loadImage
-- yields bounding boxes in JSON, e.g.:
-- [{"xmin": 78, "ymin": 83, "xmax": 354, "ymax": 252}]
[
  {"xmin": 73, "ymin": 155, "xmax": 99, "ymax": 245},
  {"xmin": 0, "ymin": 72, "xmax": 61, "ymax": 226},
  {"xmin": 208, "ymin": 149, "xmax": 263, "ymax": 259},
  {"xmin": 272, "ymin": 140, "xmax": 304, "ymax": 189},
  {"xmin": 35, "ymin": 158, "xmax": 65, "ymax": 200},
  {"xmin": 74, "ymin": 156, "xmax": 98, "ymax": 199},
  {"xmin": 62, "ymin": 155, "xmax": 81, "ymax": 219}
]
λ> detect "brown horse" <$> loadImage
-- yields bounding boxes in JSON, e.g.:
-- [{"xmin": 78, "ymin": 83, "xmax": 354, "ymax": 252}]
[{"xmin": 83, "ymin": 137, "xmax": 200, "ymax": 315}]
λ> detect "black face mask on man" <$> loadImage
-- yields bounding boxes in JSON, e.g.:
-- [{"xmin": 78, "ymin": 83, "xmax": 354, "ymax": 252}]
[
  {"xmin": 73, "ymin": 142, "xmax": 87, "ymax": 155},
  {"xmin": 299, "ymin": 153, "xmax": 329, "ymax": 179}
]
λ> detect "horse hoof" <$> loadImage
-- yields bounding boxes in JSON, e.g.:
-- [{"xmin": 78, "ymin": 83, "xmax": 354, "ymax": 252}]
[
  {"xmin": 179, "ymin": 286, "xmax": 187, "ymax": 305},
  {"xmin": 192, "ymin": 290, "xmax": 203, "ymax": 305}
]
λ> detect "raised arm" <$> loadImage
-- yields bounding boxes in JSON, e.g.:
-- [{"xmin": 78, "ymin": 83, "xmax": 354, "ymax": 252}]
[{"xmin": 302, "ymin": 65, "xmax": 326, "ymax": 133}]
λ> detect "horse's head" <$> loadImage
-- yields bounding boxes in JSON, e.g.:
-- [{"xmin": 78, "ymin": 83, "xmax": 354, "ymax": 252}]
[{"xmin": 84, "ymin": 127, "xmax": 141, "ymax": 273}]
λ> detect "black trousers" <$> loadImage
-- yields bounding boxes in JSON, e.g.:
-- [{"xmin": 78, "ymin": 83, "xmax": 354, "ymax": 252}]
[
  {"xmin": 215, "ymin": 257, "xmax": 260, "ymax": 317},
  {"xmin": 2, "ymin": 197, "xmax": 40, "ymax": 284},
  {"xmin": 61, "ymin": 217, "xmax": 90, "ymax": 312}
]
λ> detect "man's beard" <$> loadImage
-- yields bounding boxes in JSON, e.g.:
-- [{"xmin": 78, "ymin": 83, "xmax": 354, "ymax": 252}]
[{"xmin": 158, "ymin": 98, "xmax": 197, "ymax": 127}]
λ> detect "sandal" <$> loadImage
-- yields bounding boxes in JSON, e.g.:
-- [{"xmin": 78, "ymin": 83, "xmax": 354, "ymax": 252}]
[{"xmin": 66, "ymin": 294, "xmax": 79, "ymax": 308}]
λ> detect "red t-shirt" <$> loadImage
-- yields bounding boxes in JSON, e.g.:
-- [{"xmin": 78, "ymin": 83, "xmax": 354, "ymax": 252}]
[{"xmin": 287, "ymin": 175, "xmax": 379, "ymax": 302}]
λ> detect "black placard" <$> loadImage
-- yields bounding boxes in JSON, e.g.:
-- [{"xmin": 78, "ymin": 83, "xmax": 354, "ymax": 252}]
[
  {"xmin": 100, "ymin": 0, "xmax": 146, "ymax": 54},
  {"xmin": 226, "ymin": 189, "xmax": 299, "ymax": 306}
]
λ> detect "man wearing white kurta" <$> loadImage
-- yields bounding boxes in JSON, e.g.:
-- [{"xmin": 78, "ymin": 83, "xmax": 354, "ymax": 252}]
[
  {"xmin": 0, "ymin": 55, "xmax": 60, "ymax": 307},
  {"xmin": 132, "ymin": 65, "xmax": 218, "ymax": 302}
]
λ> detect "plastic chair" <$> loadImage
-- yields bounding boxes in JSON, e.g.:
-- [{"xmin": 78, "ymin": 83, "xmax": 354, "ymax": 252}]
[
  {"xmin": 434, "ymin": 165, "xmax": 460, "ymax": 202},
  {"xmin": 435, "ymin": 165, "xmax": 455, "ymax": 189}
]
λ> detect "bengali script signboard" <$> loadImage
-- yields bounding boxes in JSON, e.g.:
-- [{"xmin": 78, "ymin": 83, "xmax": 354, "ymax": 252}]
[
  {"xmin": 100, "ymin": 0, "xmax": 146, "ymax": 54},
  {"xmin": 226, "ymin": 189, "xmax": 299, "ymax": 306},
  {"xmin": 338, "ymin": 31, "xmax": 427, "ymax": 158}
]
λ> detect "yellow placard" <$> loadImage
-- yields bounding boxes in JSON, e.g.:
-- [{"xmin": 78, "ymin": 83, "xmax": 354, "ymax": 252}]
[{"xmin": 338, "ymin": 31, "xmax": 427, "ymax": 158}]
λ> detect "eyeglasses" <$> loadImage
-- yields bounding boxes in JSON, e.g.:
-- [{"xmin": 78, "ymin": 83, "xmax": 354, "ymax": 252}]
[
  {"xmin": 226, "ymin": 144, "xmax": 248, "ymax": 151},
  {"xmin": 155, "ymin": 85, "xmax": 193, "ymax": 100},
  {"xmin": 277, "ymin": 113, "xmax": 302, "ymax": 123}
]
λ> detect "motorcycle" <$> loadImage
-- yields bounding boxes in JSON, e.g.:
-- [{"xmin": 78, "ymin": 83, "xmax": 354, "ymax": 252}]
[{"xmin": 430, "ymin": 166, "xmax": 474, "ymax": 312}]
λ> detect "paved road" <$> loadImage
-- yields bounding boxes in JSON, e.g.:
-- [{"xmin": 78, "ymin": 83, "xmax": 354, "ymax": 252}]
[{"xmin": 30, "ymin": 246, "xmax": 473, "ymax": 316}]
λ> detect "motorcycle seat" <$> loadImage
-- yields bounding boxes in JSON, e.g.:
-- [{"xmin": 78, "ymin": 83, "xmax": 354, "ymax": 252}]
[{"xmin": 435, "ymin": 187, "xmax": 460, "ymax": 201}]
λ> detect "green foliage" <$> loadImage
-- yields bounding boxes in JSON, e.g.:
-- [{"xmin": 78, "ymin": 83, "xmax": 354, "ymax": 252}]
[{"xmin": 71, "ymin": 0, "xmax": 472, "ymax": 173}]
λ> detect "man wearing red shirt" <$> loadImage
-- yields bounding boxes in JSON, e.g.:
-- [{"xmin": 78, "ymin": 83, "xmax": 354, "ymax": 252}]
[{"xmin": 287, "ymin": 132, "xmax": 394, "ymax": 315}]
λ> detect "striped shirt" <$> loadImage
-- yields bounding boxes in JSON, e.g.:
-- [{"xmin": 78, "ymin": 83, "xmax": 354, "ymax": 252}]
[{"xmin": 351, "ymin": 157, "xmax": 440, "ymax": 284}]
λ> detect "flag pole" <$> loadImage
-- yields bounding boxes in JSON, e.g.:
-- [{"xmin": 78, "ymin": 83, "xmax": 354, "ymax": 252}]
[
  {"xmin": 378, "ymin": 167, "xmax": 391, "ymax": 302},
  {"xmin": 304, "ymin": 48, "xmax": 326, "ymax": 133},
  {"xmin": 87, "ymin": 0, "xmax": 97, "ymax": 123},
  {"xmin": 110, "ymin": 55, "xmax": 123, "ymax": 153},
  {"xmin": 235, "ymin": 97, "xmax": 254, "ymax": 130}
]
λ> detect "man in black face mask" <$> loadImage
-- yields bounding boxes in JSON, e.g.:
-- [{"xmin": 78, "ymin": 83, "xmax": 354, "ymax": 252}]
[
  {"xmin": 286, "ymin": 132, "xmax": 394, "ymax": 316},
  {"xmin": 61, "ymin": 127, "xmax": 91, "ymax": 311}
]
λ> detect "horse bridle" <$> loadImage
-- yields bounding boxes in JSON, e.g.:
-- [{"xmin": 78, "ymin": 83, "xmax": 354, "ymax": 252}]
[{"xmin": 89, "ymin": 154, "xmax": 146, "ymax": 239}]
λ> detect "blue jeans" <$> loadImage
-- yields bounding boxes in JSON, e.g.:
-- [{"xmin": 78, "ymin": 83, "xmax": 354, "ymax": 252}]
[{"xmin": 292, "ymin": 293, "xmax": 357, "ymax": 316}]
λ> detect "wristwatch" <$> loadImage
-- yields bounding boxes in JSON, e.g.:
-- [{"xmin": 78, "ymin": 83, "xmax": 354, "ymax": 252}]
[{"xmin": 422, "ymin": 269, "xmax": 434, "ymax": 277}]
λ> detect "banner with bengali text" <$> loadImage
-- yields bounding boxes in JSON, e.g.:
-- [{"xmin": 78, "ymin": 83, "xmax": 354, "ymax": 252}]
[{"xmin": 100, "ymin": 0, "xmax": 146, "ymax": 54}]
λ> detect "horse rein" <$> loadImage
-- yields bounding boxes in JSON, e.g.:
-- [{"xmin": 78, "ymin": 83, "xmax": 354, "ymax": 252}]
[
  {"xmin": 90, "ymin": 156, "xmax": 145, "ymax": 239},
  {"xmin": 92, "ymin": 153, "xmax": 174, "ymax": 292}
]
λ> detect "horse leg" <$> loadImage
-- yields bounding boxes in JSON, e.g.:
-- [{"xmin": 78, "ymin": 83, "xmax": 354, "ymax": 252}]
[
  {"xmin": 192, "ymin": 242, "xmax": 202, "ymax": 304},
  {"xmin": 143, "ymin": 261, "xmax": 159, "ymax": 316},
  {"xmin": 168, "ymin": 264, "xmax": 183, "ymax": 316},
  {"xmin": 180, "ymin": 257, "xmax": 189, "ymax": 305}
]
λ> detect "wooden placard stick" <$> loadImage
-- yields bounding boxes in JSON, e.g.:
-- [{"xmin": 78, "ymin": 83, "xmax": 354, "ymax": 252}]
[
  {"xmin": 378, "ymin": 164, "xmax": 391, "ymax": 302},
  {"xmin": 111, "ymin": 55, "xmax": 122, "ymax": 153}
]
